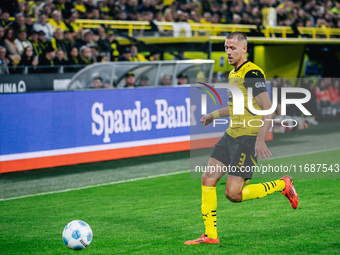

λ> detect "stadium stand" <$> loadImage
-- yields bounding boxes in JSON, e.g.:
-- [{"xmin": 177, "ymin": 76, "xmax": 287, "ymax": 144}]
[
  {"xmin": 0, "ymin": 0, "xmax": 340, "ymax": 113},
  {"xmin": 1, "ymin": 0, "xmax": 340, "ymax": 65}
]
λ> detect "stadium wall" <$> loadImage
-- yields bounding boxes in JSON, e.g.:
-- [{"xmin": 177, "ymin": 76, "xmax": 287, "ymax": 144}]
[
  {"xmin": 0, "ymin": 87, "xmax": 229, "ymax": 173},
  {"xmin": 253, "ymin": 45, "xmax": 305, "ymax": 79}
]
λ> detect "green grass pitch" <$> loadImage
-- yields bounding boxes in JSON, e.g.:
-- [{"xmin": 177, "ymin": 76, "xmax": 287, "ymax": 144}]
[{"xmin": 1, "ymin": 148, "xmax": 340, "ymax": 254}]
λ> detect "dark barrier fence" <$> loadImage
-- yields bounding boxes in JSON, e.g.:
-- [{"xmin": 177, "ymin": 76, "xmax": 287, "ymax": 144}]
[{"xmin": 0, "ymin": 72, "xmax": 75, "ymax": 93}]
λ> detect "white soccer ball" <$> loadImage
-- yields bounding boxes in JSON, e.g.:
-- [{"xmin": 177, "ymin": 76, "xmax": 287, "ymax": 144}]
[{"xmin": 62, "ymin": 220, "xmax": 93, "ymax": 250}]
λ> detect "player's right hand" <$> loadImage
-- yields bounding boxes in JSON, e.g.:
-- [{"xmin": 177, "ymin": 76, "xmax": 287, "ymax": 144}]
[{"xmin": 200, "ymin": 113, "xmax": 214, "ymax": 127}]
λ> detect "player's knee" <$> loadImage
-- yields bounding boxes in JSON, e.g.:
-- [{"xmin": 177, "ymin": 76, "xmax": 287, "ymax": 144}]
[
  {"xmin": 201, "ymin": 175, "xmax": 218, "ymax": 187},
  {"xmin": 225, "ymin": 190, "xmax": 242, "ymax": 202},
  {"xmin": 202, "ymin": 173, "xmax": 219, "ymax": 187}
]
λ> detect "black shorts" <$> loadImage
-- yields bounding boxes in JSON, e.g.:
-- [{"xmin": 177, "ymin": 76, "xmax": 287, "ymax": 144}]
[{"xmin": 210, "ymin": 132, "xmax": 257, "ymax": 179}]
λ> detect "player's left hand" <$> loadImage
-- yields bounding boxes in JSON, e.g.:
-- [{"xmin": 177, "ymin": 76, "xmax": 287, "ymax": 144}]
[
  {"xmin": 255, "ymin": 141, "xmax": 272, "ymax": 160},
  {"xmin": 200, "ymin": 113, "xmax": 214, "ymax": 127}
]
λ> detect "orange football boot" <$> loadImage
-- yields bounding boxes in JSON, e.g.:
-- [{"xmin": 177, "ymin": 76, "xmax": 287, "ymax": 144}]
[
  {"xmin": 280, "ymin": 175, "xmax": 298, "ymax": 209},
  {"xmin": 184, "ymin": 234, "xmax": 220, "ymax": 245}
]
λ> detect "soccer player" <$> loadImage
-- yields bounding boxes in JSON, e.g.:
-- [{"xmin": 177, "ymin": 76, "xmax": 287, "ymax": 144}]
[{"xmin": 184, "ymin": 32, "xmax": 299, "ymax": 245}]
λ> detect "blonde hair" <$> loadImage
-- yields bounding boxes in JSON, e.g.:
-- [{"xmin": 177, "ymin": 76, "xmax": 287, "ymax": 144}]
[{"xmin": 226, "ymin": 32, "xmax": 247, "ymax": 45}]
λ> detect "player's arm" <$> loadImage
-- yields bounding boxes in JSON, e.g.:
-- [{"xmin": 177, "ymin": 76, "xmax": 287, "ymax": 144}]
[
  {"xmin": 244, "ymin": 69, "xmax": 273, "ymax": 160},
  {"xmin": 200, "ymin": 107, "xmax": 230, "ymax": 127},
  {"xmin": 254, "ymin": 92, "xmax": 274, "ymax": 160}
]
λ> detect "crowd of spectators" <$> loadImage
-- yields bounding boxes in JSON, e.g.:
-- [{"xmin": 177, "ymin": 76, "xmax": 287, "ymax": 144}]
[
  {"xmin": 212, "ymin": 71, "xmax": 340, "ymax": 121},
  {"xmin": 2, "ymin": 0, "xmax": 340, "ymax": 30},
  {"xmin": 0, "ymin": 0, "xmax": 170, "ymax": 74},
  {"xmin": 1, "ymin": 0, "xmax": 340, "ymax": 74},
  {"xmin": 271, "ymin": 77, "xmax": 340, "ymax": 121},
  {"xmin": 309, "ymin": 77, "xmax": 340, "ymax": 120}
]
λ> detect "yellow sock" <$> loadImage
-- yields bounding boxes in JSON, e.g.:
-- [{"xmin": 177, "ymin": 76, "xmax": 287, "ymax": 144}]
[
  {"xmin": 201, "ymin": 185, "xmax": 217, "ymax": 239},
  {"xmin": 242, "ymin": 180, "xmax": 285, "ymax": 202}
]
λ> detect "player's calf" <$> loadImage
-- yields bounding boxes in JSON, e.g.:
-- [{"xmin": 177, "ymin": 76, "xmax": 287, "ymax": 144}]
[{"xmin": 225, "ymin": 175, "xmax": 245, "ymax": 202}]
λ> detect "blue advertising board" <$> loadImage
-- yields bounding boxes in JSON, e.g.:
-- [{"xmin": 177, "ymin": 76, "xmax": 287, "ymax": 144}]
[{"xmin": 0, "ymin": 86, "xmax": 227, "ymax": 173}]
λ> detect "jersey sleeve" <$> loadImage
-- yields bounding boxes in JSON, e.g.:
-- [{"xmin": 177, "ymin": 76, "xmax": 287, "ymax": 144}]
[{"xmin": 243, "ymin": 70, "xmax": 267, "ymax": 97}]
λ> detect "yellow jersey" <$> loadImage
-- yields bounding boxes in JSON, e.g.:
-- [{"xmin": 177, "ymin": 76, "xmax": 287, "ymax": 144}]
[
  {"xmin": 49, "ymin": 19, "xmax": 68, "ymax": 32},
  {"xmin": 227, "ymin": 61, "xmax": 267, "ymax": 138}
]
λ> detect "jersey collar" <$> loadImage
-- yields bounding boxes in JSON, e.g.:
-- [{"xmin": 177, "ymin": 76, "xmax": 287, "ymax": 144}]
[{"xmin": 234, "ymin": 60, "xmax": 249, "ymax": 72}]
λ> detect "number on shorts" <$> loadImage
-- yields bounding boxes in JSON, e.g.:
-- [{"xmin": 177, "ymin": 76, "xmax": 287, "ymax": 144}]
[{"xmin": 236, "ymin": 153, "xmax": 246, "ymax": 169}]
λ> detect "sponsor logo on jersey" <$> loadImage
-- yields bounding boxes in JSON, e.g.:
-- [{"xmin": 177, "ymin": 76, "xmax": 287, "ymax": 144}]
[{"xmin": 255, "ymin": 82, "xmax": 265, "ymax": 88}]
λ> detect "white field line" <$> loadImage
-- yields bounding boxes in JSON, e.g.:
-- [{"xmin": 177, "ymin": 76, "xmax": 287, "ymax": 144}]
[
  {"xmin": 0, "ymin": 170, "xmax": 189, "ymax": 202},
  {"xmin": 266, "ymin": 147, "xmax": 340, "ymax": 160},
  {"xmin": 1, "ymin": 147, "xmax": 339, "ymax": 202}
]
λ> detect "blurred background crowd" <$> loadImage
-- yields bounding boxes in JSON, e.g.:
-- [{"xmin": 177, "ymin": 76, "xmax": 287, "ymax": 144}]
[
  {"xmin": 2, "ymin": 0, "xmax": 340, "ymax": 29},
  {"xmin": 1, "ymin": 0, "xmax": 340, "ymax": 75}
]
